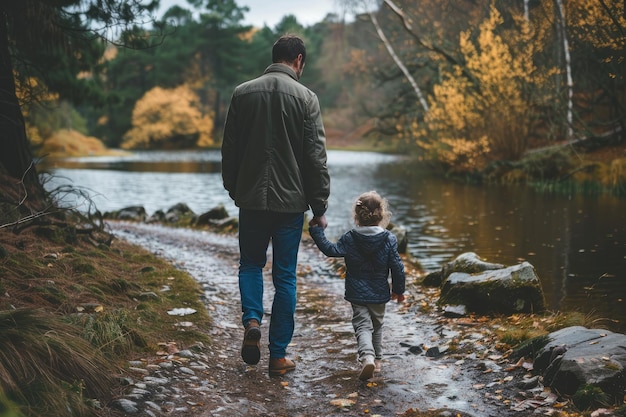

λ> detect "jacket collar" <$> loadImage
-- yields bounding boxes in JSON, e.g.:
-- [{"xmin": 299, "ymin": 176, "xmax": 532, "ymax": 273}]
[
  {"xmin": 354, "ymin": 226, "xmax": 385, "ymax": 236},
  {"xmin": 264, "ymin": 63, "xmax": 299, "ymax": 81}
]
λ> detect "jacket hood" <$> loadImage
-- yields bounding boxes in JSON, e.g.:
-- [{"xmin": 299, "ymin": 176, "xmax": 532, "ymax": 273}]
[{"xmin": 351, "ymin": 229, "xmax": 389, "ymax": 257}]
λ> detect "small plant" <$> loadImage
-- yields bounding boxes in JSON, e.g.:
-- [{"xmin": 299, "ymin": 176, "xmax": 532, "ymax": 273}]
[
  {"xmin": 66, "ymin": 309, "xmax": 143, "ymax": 355},
  {"xmin": 572, "ymin": 384, "xmax": 610, "ymax": 410},
  {"xmin": 499, "ymin": 328, "xmax": 532, "ymax": 346}
]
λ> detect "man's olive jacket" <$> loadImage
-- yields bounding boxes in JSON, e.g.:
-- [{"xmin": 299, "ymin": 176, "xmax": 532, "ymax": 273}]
[{"xmin": 221, "ymin": 63, "xmax": 330, "ymax": 217}]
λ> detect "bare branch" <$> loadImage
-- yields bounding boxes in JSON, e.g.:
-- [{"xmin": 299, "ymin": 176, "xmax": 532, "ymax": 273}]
[
  {"xmin": 0, "ymin": 206, "xmax": 57, "ymax": 231},
  {"xmin": 381, "ymin": 0, "xmax": 461, "ymax": 68},
  {"xmin": 369, "ymin": 11, "xmax": 429, "ymax": 112}
]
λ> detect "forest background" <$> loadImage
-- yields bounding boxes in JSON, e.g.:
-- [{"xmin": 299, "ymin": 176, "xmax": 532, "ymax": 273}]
[{"xmin": 2, "ymin": 0, "xmax": 626, "ymax": 193}]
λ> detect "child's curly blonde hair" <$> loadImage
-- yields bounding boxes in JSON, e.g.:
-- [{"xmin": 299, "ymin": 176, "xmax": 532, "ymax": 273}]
[{"xmin": 353, "ymin": 191, "xmax": 391, "ymax": 228}]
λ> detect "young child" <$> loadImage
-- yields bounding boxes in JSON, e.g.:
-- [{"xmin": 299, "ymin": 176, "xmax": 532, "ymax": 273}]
[{"xmin": 309, "ymin": 191, "xmax": 406, "ymax": 380}]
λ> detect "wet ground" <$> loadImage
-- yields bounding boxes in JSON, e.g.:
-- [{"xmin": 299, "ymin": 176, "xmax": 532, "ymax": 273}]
[{"xmin": 110, "ymin": 222, "xmax": 547, "ymax": 417}]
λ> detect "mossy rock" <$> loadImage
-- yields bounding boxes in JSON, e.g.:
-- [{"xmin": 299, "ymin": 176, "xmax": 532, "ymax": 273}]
[{"xmin": 439, "ymin": 261, "xmax": 545, "ymax": 314}]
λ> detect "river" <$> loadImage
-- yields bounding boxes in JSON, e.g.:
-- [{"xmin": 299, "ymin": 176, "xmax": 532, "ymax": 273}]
[{"xmin": 42, "ymin": 149, "xmax": 626, "ymax": 332}]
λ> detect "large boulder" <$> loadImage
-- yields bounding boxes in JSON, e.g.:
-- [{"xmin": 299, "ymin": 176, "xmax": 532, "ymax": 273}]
[
  {"xmin": 195, "ymin": 204, "xmax": 229, "ymax": 226},
  {"xmin": 423, "ymin": 252, "xmax": 505, "ymax": 287},
  {"xmin": 533, "ymin": 326, "xmax": 626, "ymax": 400},
  {"xmin": 165, "ymin": 203, "xmax": 195, "ymax": 223},
  {"xmin": 438, "ymin": 261, "xmax": 545, "ymax": 314}
]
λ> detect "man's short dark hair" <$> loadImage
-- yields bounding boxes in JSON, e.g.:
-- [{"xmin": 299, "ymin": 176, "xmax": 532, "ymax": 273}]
[{"xmin": 272, "ymin": 35, "xmax": 306, "ymax": 64}]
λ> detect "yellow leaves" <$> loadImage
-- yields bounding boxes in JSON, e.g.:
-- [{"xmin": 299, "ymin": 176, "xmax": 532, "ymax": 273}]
[
  {"xmin": 122, "ymin": 84, "xmax": 214, "ymax": 149},
  {"xmin": 422, "ymin": 4, "xmax": 541, "ymax": 168},
  {"xmin": 344, "ymin": 49, "xmax": 370, "ymax": 76},
  {"xmin": 103, "ymin": 45, "xmax": 118, "ymax": 62},
  {"xmin": 38, "ymin": 129, "xmax": 111, "ymax": 158},
  {"xmin": 15, "ymin": 72, "xmax": 59, "ymax": 107},
  {"xmin": 567, "ymin": 0, "xmax": 626, "ymax": 50}
]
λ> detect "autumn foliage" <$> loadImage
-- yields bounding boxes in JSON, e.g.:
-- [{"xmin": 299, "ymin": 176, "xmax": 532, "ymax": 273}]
[
  {"xmin": 419, "ymin": 6, "xmax": 537, "ymax": 172},
  {"xmin": 122, "ymin": 85, "xmax": 214, "ymax": 150},
  {"xmin": 368, "ymin": 0, "xmax": 625, "ymax": 175}
]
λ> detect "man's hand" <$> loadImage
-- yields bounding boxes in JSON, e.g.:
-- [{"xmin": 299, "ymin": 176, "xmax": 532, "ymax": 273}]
[{"xmin": 310, "ymin": 215, "xmax": 328, "ymax": 229}]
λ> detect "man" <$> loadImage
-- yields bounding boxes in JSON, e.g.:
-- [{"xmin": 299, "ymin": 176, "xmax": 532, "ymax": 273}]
[{"xmin": 221, "ymin": 35, "xmax": 330, "ymax": 376}]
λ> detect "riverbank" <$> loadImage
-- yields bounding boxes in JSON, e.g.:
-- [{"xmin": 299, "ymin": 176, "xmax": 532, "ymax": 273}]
[
  {"xmin": 2, "ymin": 208, "xmax": 613, "ymax": 417},
  {"xmin": 38, "ymin": 125, "xmax": 626, "ymax": 196}
]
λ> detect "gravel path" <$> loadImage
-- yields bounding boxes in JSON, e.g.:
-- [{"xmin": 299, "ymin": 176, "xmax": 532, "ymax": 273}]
[{"xmin": 108, "ymin": 222, "xmax": 537, "ymax": 417}]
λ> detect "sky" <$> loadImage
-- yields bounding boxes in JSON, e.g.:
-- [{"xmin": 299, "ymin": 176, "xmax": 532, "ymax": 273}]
[{"xmin": 156, "ymin": 0, "xmax": 347, "ymax": 29}]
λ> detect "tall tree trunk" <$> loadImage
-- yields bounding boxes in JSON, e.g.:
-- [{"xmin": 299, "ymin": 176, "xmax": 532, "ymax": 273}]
[
  {"xmin": 0, "ymin": 10, "xmax": 47, "ymax": 219},
  {"xmin": 554, "ymin": 0, "xmax": 574, "ymax": 140},
  {"xmin": 0, "ymin": 12, "xmax": 40, "ymax": 188},
  {"xmin": 524, "ymin": 0, "xmax": 530, "ymax": 21}
]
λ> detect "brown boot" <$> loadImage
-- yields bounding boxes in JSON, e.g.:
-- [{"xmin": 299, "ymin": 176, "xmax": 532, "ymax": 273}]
[
  {"xmin": 241, "ymin": 319, "xmax": 261, "ymax": 365},
  {"xmin": 268, "ymin": 357, "xmax": 296, "ymax": 376}
]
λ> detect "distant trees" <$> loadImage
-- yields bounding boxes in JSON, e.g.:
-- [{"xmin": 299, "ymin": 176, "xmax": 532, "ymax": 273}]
[
  {"xmin": 4, "ymin": 0, "xmax": 624, "ymax": 183},
  {"xmin": 0, "ymin": 0, "xmax": 158, "ymax": 195},
  {"xmin": 98, "ymin": 0, "xmax": 257, "ymax": 147},
  {"xmin": 97, "ymin": 5, "xmax": 335, "ymax": 149},
  {"xmin": 122, "ymin": 85, "xmax": 213, "ymax": 149},
  {"xmin": 341, "ymin": 0, "xmax": 626, "ymax": 173}
]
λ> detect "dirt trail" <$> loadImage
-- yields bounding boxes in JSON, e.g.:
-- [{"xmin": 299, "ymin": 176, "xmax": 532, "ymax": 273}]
[{"xmin": 110, "ymin": 222, "xmax": 519, "ymax": 417}]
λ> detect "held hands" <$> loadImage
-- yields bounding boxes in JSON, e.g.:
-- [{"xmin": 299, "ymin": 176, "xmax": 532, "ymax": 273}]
[
  {"xmin": 309, "ymin": 214, "xmax": 328, "ymax": 229},
  {"xmin": 391, "ymin": 292, "xmax": 405, "ymax": 303}
]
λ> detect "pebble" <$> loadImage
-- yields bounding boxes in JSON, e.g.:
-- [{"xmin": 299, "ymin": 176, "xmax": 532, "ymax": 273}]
[{"xmin": 117, "ymin": 347, "xmax": 213, "ymax": 416}]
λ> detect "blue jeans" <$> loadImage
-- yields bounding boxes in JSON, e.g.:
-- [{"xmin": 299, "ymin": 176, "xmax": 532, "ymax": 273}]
[{"xmin": 238, "ymin": 208, "xmax": 304, "ymax": 359}]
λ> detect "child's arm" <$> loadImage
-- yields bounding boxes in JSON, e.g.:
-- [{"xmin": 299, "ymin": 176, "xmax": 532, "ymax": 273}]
[
  {"xmin": 309, "ymin": 225, "xmax": 347, "ymax": 258},
  {"xmin": 388, "ymin": 234, "xmax": 406, "ymax": 302}
]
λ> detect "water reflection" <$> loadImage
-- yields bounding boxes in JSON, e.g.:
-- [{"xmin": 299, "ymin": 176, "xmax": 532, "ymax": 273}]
[
  {"xmin": 42, "ymin": 150, "xmax": 222, "ymax": 173},
  {"xmin": 43, "ymin": 149, "xmax": 626, "ymax": 332}
]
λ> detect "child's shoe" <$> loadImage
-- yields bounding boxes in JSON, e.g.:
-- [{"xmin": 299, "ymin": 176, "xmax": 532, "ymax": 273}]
[
  {"xmin": 374, "ymin": 359, "xmax": 382, "ymax": 373},
  {"xmin": 359, "ymin": 355, "xmax": 375, "ymax": 380}
]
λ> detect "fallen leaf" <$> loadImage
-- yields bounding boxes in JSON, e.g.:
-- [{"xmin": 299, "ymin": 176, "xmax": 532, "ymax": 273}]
[{"xmin": 330, "ymin": 399, "xmax": 355, "ymax": 408}]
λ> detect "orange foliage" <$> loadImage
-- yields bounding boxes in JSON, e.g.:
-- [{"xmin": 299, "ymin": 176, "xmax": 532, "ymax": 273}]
[
  {"xmin": 122, "ymin": 84, "xmax": 214, "ymax": 149},
  {"xmin": 567, "ymin": 0, "xmax": 626, "ymax": 50},
  {"xmin": 418, "ymin": 5, "xmax": 540, "ymax": 172},
  {"xmin": 37, "ymin": 129, "xmax": 121, "ymax": 158},
  {"xmin": 15, "ymin": 73, "xmax": 59, "ymax": 146}
]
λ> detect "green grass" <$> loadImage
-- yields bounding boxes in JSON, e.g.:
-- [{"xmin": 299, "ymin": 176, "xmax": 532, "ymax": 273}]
[{"xmin": 0, "ymin": 223, "xmax": 212, "ymax": 416}]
